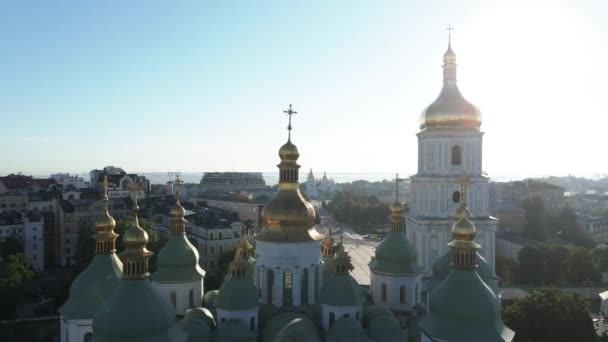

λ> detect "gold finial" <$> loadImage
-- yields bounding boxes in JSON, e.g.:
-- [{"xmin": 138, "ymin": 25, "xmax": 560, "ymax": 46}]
[
  {"xmin": 229, "ymin": 246, "xmax": 249, "ymax": 279},
  {"xmin": 448, "ymin": 177, "xmax": 480, "ymax": 269},
  {"xmin": 283, "ymin": 104, "xmax": 298, "ymax": 141},
  {"xmin": 237, "ymin": 222, "xmax": 254, "ymax": 257},
  {"xmin": 394, "ymin": 173, "xmax": 400, "ymax": 201},
  {"xmin": 169, "ymin": 174, "xmax": 187, "ymax": 235},
  {"xmin": 322, "ymin": 228, "xmax": 336, "ymax": 257},
  {"xmin": 93, "ymin": 175, "xmax": 119, "ymax": 254},
  {"xmin": 121, "ymin": 181, "xmax": 152, "ymax": 280},
  {"xmin": 458, "ymin": 172, "xmax": 469, "ymax": 203}
]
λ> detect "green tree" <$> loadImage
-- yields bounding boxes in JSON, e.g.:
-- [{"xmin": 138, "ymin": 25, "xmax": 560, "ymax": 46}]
[
  {"xmin": 541, "ymin": 245, "xmax": 569, "ymax": 285},
  {"xmin": 593, "ymin": 247, "xmax": 608, "ymax": 272},
  {"xmin": 0, "ymin": 254, "xmax": 34, "ymax": 319},
  {"xmin": 565, "ymin": 246, "xmax": 600, "ymax": 284},
  {"xmin": 0, "ymin": 237, "xmax": 24, "ymax": 258},
  {"xmin": 203, "ymin": 249, "xmax": 237, "ymax": 291},
  {"xmin": 495, "ymin": 256, "xmax": 519, "ymax": 284},
  {"xmin": 327, "ymin": 191, "xmax": 389, "ymax": 232},
  {"xmin": 523, "ymin": 197, "xmax": 548, "ymax": 240},
  {"xmin": 503, "ymin": 287, "xmax": 596, "ymax": 342},
  {"xmin": 518, "ymin": 246, "xmax": 543, "ymax": 285}
]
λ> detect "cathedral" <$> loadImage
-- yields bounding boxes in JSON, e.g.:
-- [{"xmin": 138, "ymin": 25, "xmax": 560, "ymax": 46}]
[{"xmin": 59, "ymin": 37, "xmax": 513, "ymax": 342}]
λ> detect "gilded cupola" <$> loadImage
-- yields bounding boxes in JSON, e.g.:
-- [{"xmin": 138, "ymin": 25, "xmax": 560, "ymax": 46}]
[
  {"xmin": 94, "ymin": 175, "xmax": 119, "ymax": 253},
  {"xmin": 419, "ymin": 29, "xmax": 482, "ymax": 131},
  {"xmin": 256, "ymin": 104, "xmax": 323, "ymax": 243},
  {"xmin": 447, "ymin": 175, "xmax": 480, "ymax": 269},
  {"xmin": 120, "ymin": 183, "xmax": 153, "ymax": 280}
]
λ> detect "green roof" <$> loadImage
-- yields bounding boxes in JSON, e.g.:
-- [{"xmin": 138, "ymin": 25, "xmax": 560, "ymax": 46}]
[
  {"xmin": 327, "ymin": 317, "xmax": 367, "ymax": 342},
  {"xmin": 183, "ymin": 307, "xmax": 216, "ymax": 329},
  {"xmin": 368, "ymin": 316, "xmax": 408, "ymax": 341},
  {"xmin": 262, "ymin": 312, "xmax": 322, "ymax": 342},
  {"xmin": 215, "ymin": 319, "xmax": 256, "ymax": 341},
  {"xmin": 178, "ymin": 309, "xmax": 212, "ymax": 342},
  {"xmin": 370, "ymin": 232, "xmax": 422, "ymax": 275},
  {"xmin": 59, "ymin": 253, "xmax": 122, "ymax": 319},
  {"xmin": 216, "ymin": 277, "xmax": 260, "ymax": 311},
  {"xmin": 419, "ymin": 268, "xmax": 514, "ymax": 342},
  {"xmin": 362, "ymin": 304, "xmax": 393, "ymax": 325},
  {"xmin": 425, "ymin": 251, "xmax": 498, "ymax": 293},
  {"xmin": 319, "ymin": 274, "xmax": 362, "ymax": 307},
  {"xmin": 92, "ymin": 278, "xmax": 179, "ymax": 342},
  {"xmin": 202, "ymin": 290, "xmax": 219, "ymax": 309},
  {"xmin": 151, "ymin": 235, "xmax": 205, "ymax": 282}
]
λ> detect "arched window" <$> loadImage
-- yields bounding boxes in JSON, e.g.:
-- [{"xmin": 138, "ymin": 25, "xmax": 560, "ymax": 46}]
[
  {"xmin": 400, "ymin": 286, "xmax": 406, "ymax": 304},
  {"xmin": 84, "ymin": 332, "xmax": 93, "ymax": 342},
  {"xmin": 451, "ymin": 145, "xmax": 462, "ymax": 165},
  {"xmin": 283, "ymin": 270, "xmax": 293, "ymax": 306},
  {"xmin": 381, "ymin": 283, "xmax": 387, "ymax": 302},
  {"xmin": 301, "ymin": 268, "xmax": 309, "ymax": 304},
  {"xmin": 250, "ymin": 316, "xmax": 256, "ymax": 332},
  {"xmin": 452, "ymin": 190, "xmax": 461, "ymax": 203},
  {"xmin": 189, "ymin": 289, "xmax": 195, "ymax": 308},
  {"xmin": 170, "ymin": 291, "xmax": 177, "ymax": 310},
  {"xmin": 415, "ymin": 283, "xmax": 419, "ymax": 302},
  {"xmin": 268, "ymin": 269, "xmax": 275, "ymax": 305},
  {"xmin": 210, "ymin": 259, "xmax": 215, "ymax": 269},
  {"xmin": 329, "ymin": 312, "xmax": 336, "ymax": 327}
]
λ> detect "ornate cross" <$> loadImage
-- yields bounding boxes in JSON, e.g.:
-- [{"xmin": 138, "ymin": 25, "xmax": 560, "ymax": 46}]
[
  {"xmin": 458, "ymin": 173, "xmax": 469, "ymax": 203},
  {"xmin": 283, "ymin": 104, "xmax": 298, "ymax": 136},
  {"xmin": 99, "ymin": 175, "xmax": 110, "ymax": 199},
  {"xmin": 446, "ymin": 24, "xmax": 454, "ymax": 41},
  {"xmin": 393, "ymin": 173, "xmax": 401, "ymax": 200},
  {"xmin": 128, "ymin": 182, "xmax": 141, "ymax": 202}
]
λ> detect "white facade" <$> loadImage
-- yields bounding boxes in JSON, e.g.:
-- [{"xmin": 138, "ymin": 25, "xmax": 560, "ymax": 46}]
[
  {"xmin": 216, "ymin": 308, "xmax": 259, "ymax": 333},
  {"xmin": 370, "ymin": 271, "xmax": 422, "ymax": 311},
  {"xmin": 61, "ymin": 318, "xmax": 93, "ymax": 342},
  {"xmin": 321, "ymin": 304, "xmax": 362, "ymax": 331},
  {"xmin": 151, "ymin": 280, "xmax": 203, "ymax": 316},
  {"xmin": 24, "ymin": 217, "xmax": 44, "ymax": 272},
  {"xmin": 407, "ymin": 129, "xmax": 496, "ymax": 275},
  {"xmin": 305, "ymin": 170, "xmax": 337, "ymax": 200},
  {"xmin": 51, "ymin": 173, "xmax": 89, "ymax": 189},
  {"xmin": 255, "ymin": 240, "xmax": 322, "ymax": 306}
]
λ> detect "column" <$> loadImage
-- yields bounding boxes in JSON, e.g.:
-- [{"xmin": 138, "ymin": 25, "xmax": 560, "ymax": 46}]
[
  {"xmin": 274, "ymin": 268, "xmax": 283, "ymax": 307},
  {"xmin": 292, "ymin": 270, "xmax": 302, "ymax": 306},
  {"xmin": 308, "ymin": 266, "xmax": 316, "ymax": 304},
  {"xmin": 260, "ymin": 267, "xmax": 267, "ymax": 304}
]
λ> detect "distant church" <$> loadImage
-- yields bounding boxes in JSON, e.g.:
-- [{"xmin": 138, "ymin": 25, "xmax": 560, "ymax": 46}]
[
  {"xmin": 58, "ymin": 35, "xmax": 512, "ymax": 342},
  {"xmin": 305, "ymin": 169, "xmax": 337, "ymax": 199}
]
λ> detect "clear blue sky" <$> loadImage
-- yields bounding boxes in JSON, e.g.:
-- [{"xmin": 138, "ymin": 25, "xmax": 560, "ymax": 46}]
[{"xmin": 1, "ymin": 1, "xmax": 606, "ymax": 178}]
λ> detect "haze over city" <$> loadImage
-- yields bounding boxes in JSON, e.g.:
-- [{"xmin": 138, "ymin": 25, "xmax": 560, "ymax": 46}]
[{"xmin": 1, "ymin": 0, "xmax": 607, "ymax": 178}]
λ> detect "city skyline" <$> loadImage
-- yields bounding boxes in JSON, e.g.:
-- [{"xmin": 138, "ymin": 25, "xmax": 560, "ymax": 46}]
[{"xmin": 1, "ymin": 1, "xmax": 607, "ymax": 177}]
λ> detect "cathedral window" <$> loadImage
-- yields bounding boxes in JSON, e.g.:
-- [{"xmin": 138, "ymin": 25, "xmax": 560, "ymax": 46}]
[
  {"xmin": 451, "ymin": 145, "xmax": 462, "ymax": 165},
  {"xmin": 283, "ymin": 271, "xmax": 293, "ymax": 306},
  {"xmin": 400, "ymin": 286, "xmax": 406, "ymax": 304},
  {"xmin": 268, "ymin": 269, "xmax": 275, "ymax": 305},
  {"xmin": 210, "ymin": 246, "xmax": 215, "ymax": 254},
  {"xmin": 301, "ymin": 269, "xmax": 309, "ymax": 304},
  {"xmin": 381, "ymin": 284, "xmax": 387, "ymax": 302}
]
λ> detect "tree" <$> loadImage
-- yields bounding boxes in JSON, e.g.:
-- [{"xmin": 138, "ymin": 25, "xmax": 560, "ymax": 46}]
[
  {"xmin": 203, "ymin": 249, "xmax": 237, "ymax": 291},
  {"xmin": 0, "ymin": 237, "xmax": 24, "ymax": 258},
  {"xmin": 541, "ymin": 245, "xmax": 569, "ymax": 285},
  {"xmin": 495, "ymin": 256, "xmax": 519, "ymax": 284},
  {"xmin": 327, "ymin": 191, "xmax": 389, "ymax": 232},
  {"xmin": 565, "ymin": 246, "xmax": 600, "ymax": 284},
  {"xmin": 503, "ymin": 287, "xmax": 596, "ymax": 342},
  {"xmin": 0, "ymin": 254, "xmax": 34, "ymax": 319},
  {"xmin": 523, "ymin": 197, "xmax": 548, "ymax": 240},
  {"xmin": 518, "ymin": 246, "xmax": 543, "ymax": 285}
]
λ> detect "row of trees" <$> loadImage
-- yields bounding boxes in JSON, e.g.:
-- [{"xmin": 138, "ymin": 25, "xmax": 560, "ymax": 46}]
[
  {"xmin": 326, "ymin": 191, "xmax": 390, "ymax": 232},
  {"xmin": 523, "ymin": 198, "xmax": 591, "ymax": 245},
  {"xmin": 496, "ymin": 245, "xmax": 605, "ymax": 286},
  {"xmin": 0, "ymin": 238, "xmax": 33, "ymax": 319}
]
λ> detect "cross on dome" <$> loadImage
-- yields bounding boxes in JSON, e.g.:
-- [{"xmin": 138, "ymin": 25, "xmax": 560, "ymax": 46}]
[{"xmin": 283, "ymin": 104, "xmax": 298, "ymax": 139}]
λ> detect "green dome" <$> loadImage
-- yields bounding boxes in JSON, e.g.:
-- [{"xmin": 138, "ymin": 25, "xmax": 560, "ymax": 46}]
[
  {"xmin": 92, "ymin": 279, "xmax": 179, "ymax": 342},
  {"xmin": 370, "ymin": 232, "xmax": 422, "ymax": 275},
  {"xmin": 262, "ymin": 312, "xmax": 322, "ymax": 342},
  {"xmin": 59, "ymin": 253, "xmax": 122, "ymax": 319},
  {"xmin": 216, "ymin": 277, "xmax": 260, "ymax": 311},
  {"xmin": 419, "ymin": 268, "xmax": 514, "ymax": 342},
  {"xmin": 179, "ymin": 309, "xmax": 212, "ymax": 342},
  {"xmin": 368, "ymin": 316, "xmax": 408, "ymax": 341},
  {"xmin": 362, "ymin": 305, "xmax": 393, "ymax": 326},
  {"xmin": 183, "ymin": 307, "xmax": 216, "ymax": 329},
  {"xmin": 215, "ymin": 319, "xmax": 256, "ymax": 341},
  {"xmin": 151, "ymin": 235, "xmax": 205, "ymax": 282},
  {"xmin": 327, "ymin": 317, "xmax": 367, "ymax": 342},
  {"xmin": 320, "ymin": 274, "xmax": 362, "ymax": 307},
  {"xmin": 202, "ymin": 290, "xmax": 219, "ymax": 309},
  {"xmin": 426, "ymin": 251, "xmax": 498, "ymax": 293}
]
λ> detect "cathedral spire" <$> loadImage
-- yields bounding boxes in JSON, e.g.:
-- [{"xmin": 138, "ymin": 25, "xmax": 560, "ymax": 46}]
[
  {"xmin": 389, "ymin": 173, "xmax": 406, "ymax": 232},
  {"xmin": 453, "ymin": 173, "xmax": 472, "ymax": 221},
  {"xmin": 283, "ymin": 104, "xmax": 297, "ymax": 142},
  {"xmin": 322, "ymin": 229, "xmax": 336, "ymax": 257},
  {"xmin": 443, "ymin": 24, "xmax": 457, "ymax": 82},
  {"xmin": 94, "ymin": 175, "xmax": 119, "ymax": 253},
  {"xmin": 121, "ymin": 183, "xmax": 153, "ymax": 280},
  {"xmin": 169, "ymin": 174, "xmax": 187, "ymax": 235},
  {"xmin": 448, "ymin": 177, "xmax": 480, "ymax": 269}
]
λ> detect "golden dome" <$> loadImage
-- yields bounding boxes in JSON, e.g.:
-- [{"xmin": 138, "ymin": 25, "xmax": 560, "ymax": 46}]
[
  {"xmin": 123, "ymin": 221, "xmax": 149, "ymax": 250},
  {"xmin": 453, "ymin": 202, "xmax": 471, "ymax": 221},
  {"xmin": 279, "ymin": 140, "xmax": 299, "ymax": 161},
  {"xmin": 420, "ymin": 40, "xmax": 482, "ymax": 131},
  {"xmin": 170, "ymin": 200, "xmax": 186, "ymax": 218},
  {"xmin": 390, "ymin": 201, "xmax": 403, "ymax": 214},
  {"xmin": 448, "ymin": 215, "xmax": 480, "ymax": 250},
  {"xmin": 255, "ymin": 105, "xmax": 322, "ymax": 243}
]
